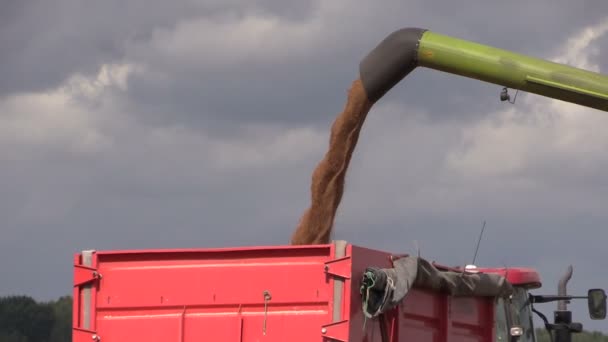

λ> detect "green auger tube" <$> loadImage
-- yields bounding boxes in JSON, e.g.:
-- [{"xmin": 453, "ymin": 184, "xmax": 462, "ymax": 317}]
[{"xmin": 359, "ymin": 27, "xmax": 608, "ymax": 112}]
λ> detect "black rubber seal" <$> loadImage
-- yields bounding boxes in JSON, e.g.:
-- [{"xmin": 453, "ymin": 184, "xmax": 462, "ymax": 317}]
[{"xmin": 359, "ymin": 27, "xmax": 427, "ymax": 103}]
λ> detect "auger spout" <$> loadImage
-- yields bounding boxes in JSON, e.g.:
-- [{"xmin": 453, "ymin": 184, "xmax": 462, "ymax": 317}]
[{"xmin": 359, "ymin": 27, "xmax": 608, "ymax": 111}]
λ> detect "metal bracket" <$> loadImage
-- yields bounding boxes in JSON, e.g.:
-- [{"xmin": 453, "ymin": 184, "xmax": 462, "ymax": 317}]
[
  {"xmin": 73, "ymin": 328, "xmax": 100, "ymax": 342},
  {"xmin": 74, "ymin": 265, "xmax": 102, "ymax": 287},
  {"xmin": 321, "ymin": 319, "xmax": 349, "ymax": 341},
  {"xmin": 324, "ymin": 256, "xmax": 352, "ymax": 280}
]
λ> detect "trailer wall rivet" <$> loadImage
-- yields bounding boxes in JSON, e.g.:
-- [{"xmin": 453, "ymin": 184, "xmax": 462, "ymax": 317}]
[{"xmin": 321, "ymin": 328, "xmax": 327, "ymax": 334}]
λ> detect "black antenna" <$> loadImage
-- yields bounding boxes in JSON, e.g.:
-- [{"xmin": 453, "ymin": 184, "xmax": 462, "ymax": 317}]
[
  {"xmin": 461, "ymin": 220, "xmax": 487, "ymax": 277},
  {"xmin": 502, "ymin": 261, "xmax": 511, "ymax": 296},
  {"xmin": 471, "ymin": 220, "xmax": 486, "ymax": 266}
]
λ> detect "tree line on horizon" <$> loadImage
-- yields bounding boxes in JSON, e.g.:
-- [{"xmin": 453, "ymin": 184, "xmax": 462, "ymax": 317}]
[
  {"xmin": 0, "ymin": 295, "xmax": 70, "ymax": 342},
  {"xmin": 0, "ymin": 295, "xmax": 606, "ymax": 341}
]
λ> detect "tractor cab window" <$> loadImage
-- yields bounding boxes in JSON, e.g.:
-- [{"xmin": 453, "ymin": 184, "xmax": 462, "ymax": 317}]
[
  {"xmin": 495, "ymin": 297, "xmax": 509, "ymax": 341},
  {"xmin": 495, "ymin": 288, "xmax": 536, "ymax": 342},
  {"xmin": 509, "ymin": 287, "xmax": 536, "ymax": 342}
]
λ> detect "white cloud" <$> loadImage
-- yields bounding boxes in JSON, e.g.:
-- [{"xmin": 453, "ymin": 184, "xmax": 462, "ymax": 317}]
[
  {"xmin": 0, "ymin": 55, "xmax": 330, "ymax": 230},
  {"xmin": 125, "ymin": 0, "xmax": 429, "ymax": 72},
  {"xmin": 0, "ymin": 63, "xmax": 143, "ymax": 155},
  {"xmin": 0, "ymin": 55, "xmax": 328, "ymax": 166},
  {"xmin": 552, "ymin": 17, "xmax": 608, "ymax": 71},
  {"xmin": 144, "ymin": 14, "xmax": 323, "ymax": 68},
  {"xmin": 210, "ymin": 124, "xmax": 326, "ymax": 169}
]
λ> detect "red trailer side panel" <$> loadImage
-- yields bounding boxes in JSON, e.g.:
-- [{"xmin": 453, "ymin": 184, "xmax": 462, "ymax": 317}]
[
  {"xmin": 73, "ymin": 242, "xmax": 496, "ymax": 342},
  {"xmin": 348, "ymin": 245, "xmax": 494, "ymax": 342}
]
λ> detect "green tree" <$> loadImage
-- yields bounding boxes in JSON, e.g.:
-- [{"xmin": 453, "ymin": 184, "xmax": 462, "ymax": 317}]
[
  {"xmin": 49, "ymin": 296, "xmax": 72, "ymax": 342},
  {"xmin": 0, "ymin": 296, "xmax": 55, "ymax": 342},
  {"xmin": 0, "ymin": 331, "xmax": 28, "ymax": 342}
]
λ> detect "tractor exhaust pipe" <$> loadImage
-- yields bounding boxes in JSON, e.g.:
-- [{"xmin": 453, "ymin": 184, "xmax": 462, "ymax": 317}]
[
  {"xmin": 359, "ymin": 27, "xmax": 608, "ymax": 111},
  {"xmin": 555, "ymin": 265, "xmax": 578, "ymax": 342},
  {"xmin": 558, "ymin": 265, "xmax": 573, "ymax": 311}
]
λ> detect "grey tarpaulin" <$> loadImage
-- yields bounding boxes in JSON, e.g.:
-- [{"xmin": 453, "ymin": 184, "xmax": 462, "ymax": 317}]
[{"xmin": 361, "ymin": 256, "xmax": 514, "ymax": 318}]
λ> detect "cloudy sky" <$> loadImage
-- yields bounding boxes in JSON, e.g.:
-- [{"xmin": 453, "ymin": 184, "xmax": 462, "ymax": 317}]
[{"xmin": 1, "ymin": 0, "xmax": 607, "ymax": 333}]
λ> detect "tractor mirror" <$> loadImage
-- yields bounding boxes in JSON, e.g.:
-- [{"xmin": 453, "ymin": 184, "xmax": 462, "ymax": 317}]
[{"xmin": 588, "ymin": 289, "xmax": 607, "ymax": 320}]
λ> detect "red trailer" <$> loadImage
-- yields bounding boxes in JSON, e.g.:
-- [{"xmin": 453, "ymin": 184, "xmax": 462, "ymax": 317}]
[{"xmin": 72, "ymin": 241, "xmax": 550, "ymax": 342}]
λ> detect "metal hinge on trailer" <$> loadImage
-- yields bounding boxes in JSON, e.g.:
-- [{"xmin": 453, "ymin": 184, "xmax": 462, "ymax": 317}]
[
  {"xmin": 324, "ymin": 256, "xmax": 351, "ymax": 279},
  {"xmin": 73, "ymin": 328, "xmax": 100, "ymax": 342},
  {"xmin": 74, "ymin": 264, "xmax": 102, "ymax": 287},
  {"xmin": 321, "ymin": 319, "xmax": 349, "ymax": 341}
]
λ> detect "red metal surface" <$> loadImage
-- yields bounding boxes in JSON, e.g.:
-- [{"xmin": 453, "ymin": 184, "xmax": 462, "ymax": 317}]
[
  {"xmin": 73, "ymin": 243, "xmax": 512, "ymax": 341},
  {"xmin": 348, "ymin": 245, "xmax": 494, "ymax": 342},
  {"xmin": 321, "ymin": 320, "xmax": 349, "ymax": 341},
  {"xmin": 324, "ymin": 256, "xmax": 352, "ymax": 279},
  {"xmin": 477, "ymin": 267, "xmax": 542, "ymax": 289},
  {"xmin": 73, "ymin": 265, "xmax": 100, "ymax": 287},
  {"xmin": 72, "ymin": 254, "xmax": 81, "ymax": 331},
  {"xmin": 73, "ymin": 253, "xmax": 100, "ymax": 337},
  {"xmin": 431, "ymin": 262, "xmax": 543, "ymax": 288},
  {"xmin": 74, "ymin": 244, "xmax": 342, "ymax": 341},
  {"xmin": 73, "ymin": 328, "xmax": 99, "ymax": 342}
]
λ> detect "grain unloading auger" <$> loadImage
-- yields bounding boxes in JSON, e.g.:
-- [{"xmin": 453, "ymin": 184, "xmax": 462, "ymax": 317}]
[
  {"xmin": 290, "ymin": 27, "xmax": 608, "ymax": 246},
  {"xmin": 359, "ymin": 27, "xmax": 608, "ymax": 110}
]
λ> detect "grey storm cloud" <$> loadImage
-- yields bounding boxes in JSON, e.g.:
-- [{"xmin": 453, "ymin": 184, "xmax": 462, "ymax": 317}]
[
  {"xmin": 1, "ymin": 0, "xmax": 608, "ymax": 334},
  {"xmin": 117, "ymin": 0, "xmax": 608, "ymax": 127},
  {"xmin": 3, "ymin": 0, "xmax": 606, "ymax": 121},
  {"xmin": 0, "ymin": 0, "xmax": 315, "ymax": 97}
]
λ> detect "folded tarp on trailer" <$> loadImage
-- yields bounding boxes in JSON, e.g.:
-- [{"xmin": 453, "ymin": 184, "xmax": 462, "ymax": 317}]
[{"xmin": 361, "ymin": 256, "xmax": 514, "ymax": 318}]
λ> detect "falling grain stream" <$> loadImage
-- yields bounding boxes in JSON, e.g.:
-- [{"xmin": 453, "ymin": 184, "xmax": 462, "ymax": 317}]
[{"xmin": 290, "ymin": 79, "xmax": 373, "ymax": 245}]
